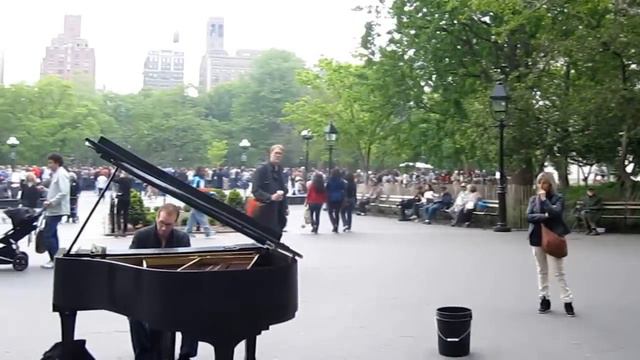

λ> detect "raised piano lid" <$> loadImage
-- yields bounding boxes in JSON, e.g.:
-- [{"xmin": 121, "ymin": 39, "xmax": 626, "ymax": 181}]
[{"xmin": 82, "ymin": 136, "xmax": 302, "ymax": 259}]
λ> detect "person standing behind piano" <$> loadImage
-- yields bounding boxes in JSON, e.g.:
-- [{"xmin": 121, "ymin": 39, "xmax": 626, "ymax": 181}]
[
  {"xmin": 251, "ymin": 144, "xmax": 289, "ymax": 232},
  {"xmin": 128, "ymin": 203, "xmax": 199, "ymax": 360},
  {"xmin": 113, "ymin": 171, "xmax": 134, "ymax": 236}
]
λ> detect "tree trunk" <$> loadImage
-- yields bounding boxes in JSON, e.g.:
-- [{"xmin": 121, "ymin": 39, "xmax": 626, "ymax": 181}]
[
  {"xmin": 511, "ymin": 161, "xmax": 535, "ymax": 186},
  {"xmin": 555, "ymin": 155, "xmax": 570, "ymax": 189},
  {"xmin": 616, "ymin": 126, "xmax": 633, "ymax": 197}
]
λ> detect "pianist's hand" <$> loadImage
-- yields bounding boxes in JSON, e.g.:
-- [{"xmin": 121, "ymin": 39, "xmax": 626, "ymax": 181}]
[{"xmin": 271, "ymin": 193, "xmax": 284, "ymax": 201}]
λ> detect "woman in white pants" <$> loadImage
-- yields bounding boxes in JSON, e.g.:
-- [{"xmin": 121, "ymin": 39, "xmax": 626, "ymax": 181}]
[{"xmin": 526, "ymin": 173, "xmax": 575, "ymax": 317}]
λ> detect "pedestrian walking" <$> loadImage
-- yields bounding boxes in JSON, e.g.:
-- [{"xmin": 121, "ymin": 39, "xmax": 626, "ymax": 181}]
[
  {"xmin": 340, "ymin": 173, "xmax": 357, "ymax": 231},
  {"xmin": 185, "ymin": 167, "xmax": 214, "ymax": 238},
  {"xmin": 305, "ymin": 173, "xmax": 326, "ymax": 234},
  {"xmin": 325, "ymin": 169, "xmax": 345, "ymax": 233},
  {"xmin": 39, "ymin": 153, "xmax": 70, "ymax": 269}
]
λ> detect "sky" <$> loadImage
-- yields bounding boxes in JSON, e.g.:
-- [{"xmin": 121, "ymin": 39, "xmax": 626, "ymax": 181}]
[{"xmin": 0, "ymin": 0, "xmax": 383, "ymax": 94}]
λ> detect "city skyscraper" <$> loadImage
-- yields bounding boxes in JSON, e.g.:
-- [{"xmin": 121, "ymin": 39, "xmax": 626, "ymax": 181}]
[
  {"xmin": 40, "ymin": 15, "xmax": 96, "ymax": 88},
  {"xmin": 207, "ymin": 17, "xmax": 226, "ymax": 55},
  {"xmin": 142, "ymin": 33, "xmax": 185, "ymax": 90},
  {"xmin": 199, "ymin": 17, "xmax": 260, "ymax": 92}
]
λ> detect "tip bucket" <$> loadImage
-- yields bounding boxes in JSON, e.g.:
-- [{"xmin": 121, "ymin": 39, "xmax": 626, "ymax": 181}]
[{"xmin": 435, "ymin": 306, "xmax": 472, "ymax": 357}]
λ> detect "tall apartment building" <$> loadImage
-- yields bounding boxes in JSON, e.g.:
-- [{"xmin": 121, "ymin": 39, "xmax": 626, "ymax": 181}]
[
  {"xmin": 40, "ymin": 15, "xmax": 96, "ymax": 88},
  {"xmin": 142, "ymin": 34, "xmax": 184, "ymax": 90},
  {"xmin": 199, "ymin": 17, "xmax": 260, "ymax": 92}
]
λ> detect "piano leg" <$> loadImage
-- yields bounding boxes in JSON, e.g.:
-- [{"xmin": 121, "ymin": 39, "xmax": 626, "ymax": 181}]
[
  {"xmin": 60, "ymin": 311, "xmax": 77, "ymax": 342},
  {"xmin": 213, "ymin": 342, "xmax": 236, "ymax": 360},
  {"xmin": 245, "ymin": 336, "xmax": 257, "ymax": 360},
  {"xmin": 59, "ymin": 311, "xmax": 77, "ymax": 359}
]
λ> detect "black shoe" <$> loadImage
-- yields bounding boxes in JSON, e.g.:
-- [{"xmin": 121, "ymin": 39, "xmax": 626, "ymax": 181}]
[
  {"xmin": 538, "ymin": 297, "xmax": 551, "ymax": 314},
  {"xmin": 332, "ymin": 227, "xmax": 338, "ymax": 233},
  {"xmin": 564, "ymin": 302, "xmax": 576, "ymax": 317},
  {"xmin": 591, "ymin": 229, "xmax": 600, "ymax": 236}
]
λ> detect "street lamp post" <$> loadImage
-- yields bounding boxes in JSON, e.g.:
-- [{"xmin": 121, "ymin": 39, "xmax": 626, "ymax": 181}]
[
  {"xmin": 490, "ymin": 82, "xmax": 511, "ymax": 232},
  {"xmin": 239, "ymin": 138, "xmax": 251, "ymax": 166},
  {"xmin": 300, "ymin": 129, "xmax": 314, "ymax": 180},
  {"xmin": 6, "ymin": 136, "xmax": 19, "ymax": 172},
  {"xmin": 324, "ymin": 122, "xmax": 338, "ymax": 171}
]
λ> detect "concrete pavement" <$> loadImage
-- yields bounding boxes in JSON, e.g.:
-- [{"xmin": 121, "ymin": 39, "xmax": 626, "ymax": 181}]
[{"xmin": 1, "ymin": 191, "xmax": 639, "ymax": 359}]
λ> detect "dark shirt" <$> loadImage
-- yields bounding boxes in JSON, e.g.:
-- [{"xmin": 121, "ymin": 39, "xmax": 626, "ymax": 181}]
[
  {"xmin": 114, "ymin": 177, "xmax": 134, "ymax": 200},
  {"xmin": 326, "ymin": 177, "xmax": 346, "ymax": 203},
  {"xmin": 582, "ymin": 194, "xmax": 603, "ymax": 211},
  {"xmin": 527, "ymin": 192, "xmax": 570, "ymax": 247},
  {"xmin": 345, "ymin": 181, "xmax": 357, "ymax": 199},
  {"xmin": 70, "ymin": 179, "xmax": 80, "ymax": 197},
  {"xmin": 129, "ymin": 224, "xmax": 191, "ymax": 249},
  {"xmin": 435, "ymin": 192, "xmax": 453, "ymax": 207},
  {"xmin": 20, "ymin": 183, "xmax": 41, "ymax": 208},
  {"xmin": 252, "ymin": 163, "xmax": 288, "ymax": 204},
  {"xmin": 251, "ymin": 162, "xmax": 288, "ymax": 232}
]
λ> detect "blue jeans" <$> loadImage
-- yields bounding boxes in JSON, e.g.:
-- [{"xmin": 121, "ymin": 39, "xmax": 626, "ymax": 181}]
[
  {"xmin": 185, "ymin": 210, "xmax": 212, "ymax": 237},
  {"xmin": 424, "ymin": 203, "xmax": 446, "ymax": 221},
  {"xmin": 340, "ymin": 198, "xmax": 355, "ymax": 228},
  {"xmin": 308, "ymin": 203, "xmax": 323, "ymax": 229},
  {"xmin": 43, "ymin": 215, "xmax": 63, "ymax": 260}
]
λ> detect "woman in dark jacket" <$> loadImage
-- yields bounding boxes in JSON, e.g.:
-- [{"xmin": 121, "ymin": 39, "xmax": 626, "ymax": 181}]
[
  {"xmin": 340, "ymin": 173, "xmax": 357, "ymax": 231},
  {"xmin": 325, "ymin": 169, "xmax": 346, "ymax": 233},
  {"xmin": 527, "ymin": 172, "xmax": 574, "ymax": 317},
  {"xmin": 20, "ymin": 172, "xmax": 42, "ymax": 209}
]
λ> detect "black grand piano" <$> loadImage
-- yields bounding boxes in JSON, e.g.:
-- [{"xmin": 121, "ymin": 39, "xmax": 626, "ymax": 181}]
[{"xmin": 47, "ymin": 137, "xmax": 302, "ymax": 360}]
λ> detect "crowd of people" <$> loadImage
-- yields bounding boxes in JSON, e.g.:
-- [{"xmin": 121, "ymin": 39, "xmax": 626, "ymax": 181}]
[{"xmin": 1, "ymin": 144, "xmax": 585, "ymax": 360}]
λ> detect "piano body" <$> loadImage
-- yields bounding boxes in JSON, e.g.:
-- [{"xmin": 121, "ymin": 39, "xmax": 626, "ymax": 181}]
[{"xmin": 49, "ymin": 137, "xmax": 302, "ymax": 360}]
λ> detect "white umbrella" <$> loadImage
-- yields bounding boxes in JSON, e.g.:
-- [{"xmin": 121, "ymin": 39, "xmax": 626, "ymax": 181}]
[
  {"xmin": 399, "ymin": 162, "xmax": 414, "ymax": 167},
  {"xmin": 414, "ymin": 162, "xmax": 433, "ymax": 169}
]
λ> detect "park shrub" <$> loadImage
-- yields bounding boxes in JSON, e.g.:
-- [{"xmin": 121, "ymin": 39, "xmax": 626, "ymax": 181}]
[
  {"xmin": 211, "ymin": 188, "xmax": 227, "ymax": 203},
  {"xmin": 227, "ymin": 189, "xmax": 244, "ymax": 210},
  {"xmin": 128, "ymin": 190, "xmax": 147, "ymax": 227}
]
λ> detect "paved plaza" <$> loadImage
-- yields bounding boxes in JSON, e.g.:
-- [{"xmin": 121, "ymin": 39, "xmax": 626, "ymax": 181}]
[{"xmin": 1, "ymin": 191, "xmax": 639, "ymax": 359}]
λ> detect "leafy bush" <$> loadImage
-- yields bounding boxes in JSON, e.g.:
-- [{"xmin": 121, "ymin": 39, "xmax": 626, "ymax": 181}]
[
  {"xmin": 128, "ymin": 190, "xmax": 147, "ymax": 227},
  {"xmin": 144, "ymin": 211, "xmax": 156, "ymax": 226},
  {"xmin": 211, "ymin": 188, "xmax": 227, "ymax": 202},
  {"xmin": 227, "ymin": 189, "xmax": 244, "ymax": 210}
]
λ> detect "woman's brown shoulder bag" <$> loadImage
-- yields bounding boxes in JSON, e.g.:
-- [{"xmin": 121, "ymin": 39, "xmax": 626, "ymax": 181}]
[{"xmin": 541, "ymin": 224, "xmax": 568, "ymax": 258}]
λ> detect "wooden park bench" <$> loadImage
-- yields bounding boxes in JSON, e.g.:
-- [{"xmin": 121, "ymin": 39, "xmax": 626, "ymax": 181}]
[
  {"xmin": 573, "ymin": 201, "xmax": 640, "ymax": 231},
  {"xmin": 471, "ymin": 199, "xmax": 499, "ymax": 226},
  {"xmin": 287, "ymin": 195, "xmax": 306, "ymax": 205},
  {"xmin": 368, "ymin": 194, "xmax": 414, "ymax": 215}
]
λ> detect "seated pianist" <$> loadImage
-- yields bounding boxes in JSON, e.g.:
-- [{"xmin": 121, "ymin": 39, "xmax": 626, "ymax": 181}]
[{"xmin": 128, "ymin": 203, "xmax": 199, "ymax": 360}]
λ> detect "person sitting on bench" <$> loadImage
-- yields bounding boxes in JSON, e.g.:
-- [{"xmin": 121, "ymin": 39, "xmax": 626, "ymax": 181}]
[
  {"xmin": 579, "ymin": 187, "xmax": 603, "ymax": 235},
  {"xmin": 356, "ymin": 182, "xmax": 383, "ymax": 215},
  {"xmin": 451, "ymin": 185, "xmax": 481, "ymax": 227},
  {"xmin": 422, "ymin": 186, "xmax": 453, "ymax": 224},
  {"xmin": 398, "ymin": 186, "xmax": 424, "ymax": 221}
]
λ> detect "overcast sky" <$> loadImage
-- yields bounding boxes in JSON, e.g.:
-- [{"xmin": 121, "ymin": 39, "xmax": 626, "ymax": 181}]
[{"xmin": 0, "ymin": 0, "xmax": 382, "ymax": 94}]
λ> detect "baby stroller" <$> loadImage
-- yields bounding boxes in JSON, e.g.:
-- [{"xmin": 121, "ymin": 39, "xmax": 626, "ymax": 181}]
[{"xmin": 0, "ymin": 207, "xmax": 43, "ymax": 271}]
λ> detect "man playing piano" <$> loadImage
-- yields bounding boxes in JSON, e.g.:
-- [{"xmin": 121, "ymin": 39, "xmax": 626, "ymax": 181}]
[
  {"xmin": 251, "ymin": 144, "xmax": 289, "ymax": 232},
  {"xmin": 128, "ymin": 203, "xmax": 199, "ymax": 360}
]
